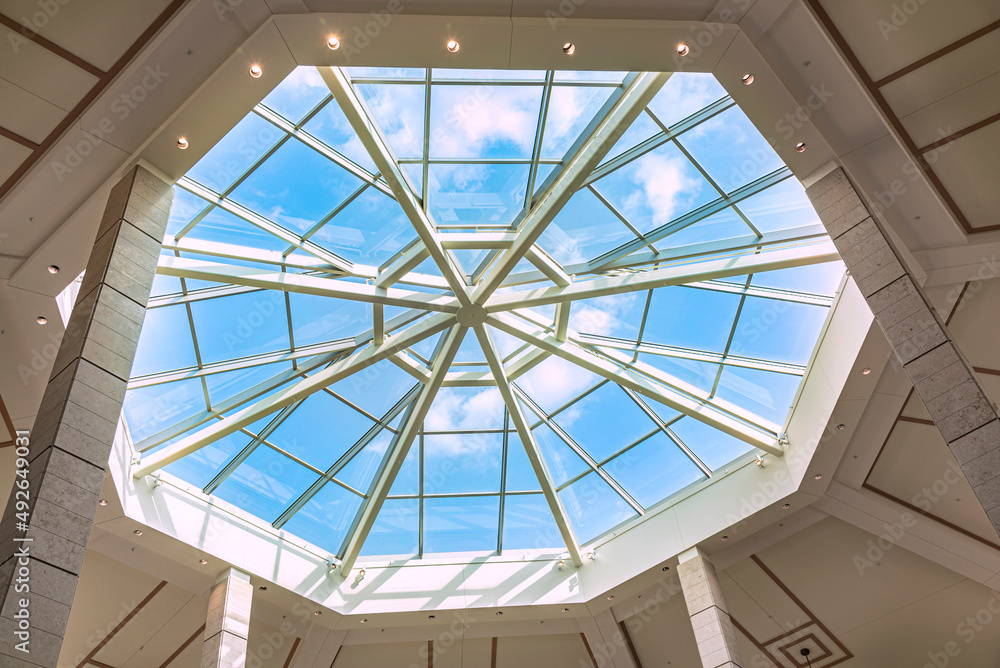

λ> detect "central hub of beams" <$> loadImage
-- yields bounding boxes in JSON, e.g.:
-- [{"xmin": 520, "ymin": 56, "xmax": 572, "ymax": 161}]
[{"xmin": 455, "ymin": 303, "xmax": 488, "ymax": 327}]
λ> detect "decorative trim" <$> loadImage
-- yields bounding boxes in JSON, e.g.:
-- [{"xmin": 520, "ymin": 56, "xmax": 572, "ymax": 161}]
[
  {"xmin": 580, "ymin": 632, "xmax": 599, "ymax": 668},
  {"xmin": 157, "ymin": 623, "xmax": 205, "ymax": 668},
  {"xmin": 873, "ymin": 19, "xmax": 1000, "ymax": 88},
  {"xmin": 619, "ymin": 620, "xmax": 644, "ymax": 668},
  {"xmin": 0, "ymin": 12, "xmax": 104, "ymax": 77},
  {"xmin": 281, "ymin": 637, "xmax": 301, "ymax": 668},
  {"xmin": 74, "ymin": 580, "xmax": 168, "ymax": 668},
  {"xmin": 0, "ymin": 392, "xmax": 16, "ymax": 448}
]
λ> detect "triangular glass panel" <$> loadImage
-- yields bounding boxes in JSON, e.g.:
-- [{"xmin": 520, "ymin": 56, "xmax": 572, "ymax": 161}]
[
  {"xmin": 643, "ymin": 286, "xmax": 741, "ymax": 354},
  {"xmin": 530, "ymin": 421, "xmax": 589, "ymax": 486},
  {"xmin": 280, "ymin": 481, "xmax": 364, "ymax": 555},
  {"xmin": 213, "ymin": 447, "xmax": 321, "ymax": 523},
  {"xmin": 537, "ymin": 187, "xmax": 639, "ymax": 266},
  {"xmin": 167, "ymin": 186, "xmax": 212, "ymax": 236},
  {"xmin": 602, "ymin": 431, "xmax": 705, "ymax": 508},
  {"xmin": 162, "ymin": 430, "xmax": 249, "ymax": 490},
  {"xmin": 302, "ymin": 98, "xmax": 379, "ymax": 173},
  {"xmin": 646, "ymin": 73, "xmax": 728, "ymax": 130},
  {"xmin": 569, "ymin": 291, "xmax": 648, "ymax": 342},
  {"xmin": 329, "ymin": 359, "xmax": 419, "ymax": 420},
  {"xmin": 310, "ymin": 187, "xmax": 417, "ymax": 266},
  {"xmin": 428, "ymin": 163, "xmax": 530, "ymax": 226},
  {"xmin": 541, "ymin": 85, "xmax": 615, "ymax": 159},
  {"xmin": 730, "ymin": 297, "xmax": 829, "ymax": 365},
  {"xmin": 354, "ymin": 82, "xmax": 425, "ymax": 159},
  {"xmin": 425, "ymin": 386, "xmax": 505, "ymax": 431},
  {"xmin": 558, "ymin": 471, "xmax": 637, "ymax": 543},
  {"xmin": 429, "ymin": 84, "xmax": 542, "ymax": 160},
  {"xmin": 289, "ymin": 291, "xmax": 370, "ymax": 348},
  {"xmin": 359, "ymin": 498, "xmax": 419, "ymax": 556},
  {"xmin": 335, "ymin": 427, "xmax": 395, "ymax": 492},
  {"xmin": 551, "ymin": 383, "xmax": 659, "ymax": 463},
  {"xmin": 637, "ymin": 353, "xmax": 719, "ymax": 396},
  {"xmin": 187, "ymin": 113, "xmax": 284, "ymax": 194},
  {"xmin": 260, "ymin": 66, "xmax": 330, "ymax": 124},
  {"xmin": 738, "ymin": 176, "xmax": 821, "ymax": 234}
]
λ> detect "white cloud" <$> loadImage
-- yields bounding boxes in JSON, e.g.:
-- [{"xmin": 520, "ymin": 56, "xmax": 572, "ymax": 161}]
[
  {"xmin": 432, "ymin": 85, "xmax": 538, "ymax": 158},
  {"xmin": 625, "ymin": 154, "xmax": 701, "ymax": 226}
]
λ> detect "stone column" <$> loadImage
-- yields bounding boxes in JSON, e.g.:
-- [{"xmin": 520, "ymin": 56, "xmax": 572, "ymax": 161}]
[
  {"xmin": 202, "ymin": 568, "xmax": 253, "ymax": 668},
  {"xmin": 805, "ymin": 167, "xmax": 1000, "ymax": 534},
  {"xmin": 677, "ymin": 548, "xmax": 743, "ymax": 668},
  {"xmin": 0, "ymin": 165, "xmax": 171, "ymax": 667}
]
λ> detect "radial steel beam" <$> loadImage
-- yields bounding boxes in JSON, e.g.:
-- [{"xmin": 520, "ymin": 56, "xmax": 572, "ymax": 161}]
[
  {"xmin": 487, "ymin": 312, "xmax": 782, "ymax": 455},
  {"xmin": 472, "ymin": 72, "xmax": 670, "ymax": 303},
  {"xmin": 158, "ymin": 256, "xmax": 461, "ymax": 313},
  {"xmin": 321, "ymin": 67, "xmax": 472, "ymax": 305},
  {"xmin": 475, "ymin": 324, "xmax": 583, "ymax": 565},
  {"xmin": 337, "ymin": 326, "xmax": 466, "ymax": 573},
  {"xmin": 485, "ymin": 241, "xmax": 839, "ymax": 312},
  {"xmin": 132, "ymin": 312, "xmax": 455, "ymax": 477}
]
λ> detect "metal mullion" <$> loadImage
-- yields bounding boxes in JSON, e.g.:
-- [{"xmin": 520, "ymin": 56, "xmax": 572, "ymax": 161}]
[
  {"xmin": 497, "ymin": 407, "xmax": 509, "ymax": 554},
  {"xmin": 554, "ymin": 428, "xmax": 660, "ymax": 492},
  {"xmin": 323, "ymin": 389, "xmax": 386, "ymax": 425},
  {"xmin": 524, "ymin": 71, "xmax": 555, "ymax": 212},
  {"xmin": 582, "ymin": 337, "xmax": 806, "ymax": 376},
  {"xmin": 513, "ymin": 385, "xmax": 644, "ymax": 516},
  {"xmin": 421, "ymin": 70, "xmax": 431, "ymax": 210},
  {"xmin": 388, "ymin": 490, "xmax": 537, "ymax": 500},
  {"xmin": 672, "ymin": 136, "xmax": 762, "ymax": 238},
  {"xmin": 422, "ymin": 428, "xmax": 507, "ymax": 436},
  {"xmin": 173, "ymin": 201, "xmax": 215, "ymax": 241},
  {"xmin": 272, "ymin": 384, "xmax": 422, "ymax": 529},
  {"xmin": 203, "ymin": 401, "xmax": 303, "ymax": 495},
  {"xmin": 710, "ymin": 276, "xmax": 751, "ymax": 398},
  {"xmin": 295, "ymin": 182, "xmax": 370, "ymax": 248},
  {"xmin": 622, "ymin": 388, "xmax": 712, "ymax": 476},
  {"xmin": 418, "ymin": 431, "xmax": 424, "ymax": 558},
  {"xmin": 588, "ymin": 167, "xmax": 792, "ymax": 269},
  {"xmin": 632, "ymin": 290, "xmax": 653, "ymax": 364},
  {"xmin": 586, "ymin": 184, "xmax": 648, "ymax": 243},
  {"xmin": 548, "ymin": 380, "xmax": 609, "ymax": 423},
  {"xmin": 684, "ymin": 280, "xmax": 835, "ymax": 307}
]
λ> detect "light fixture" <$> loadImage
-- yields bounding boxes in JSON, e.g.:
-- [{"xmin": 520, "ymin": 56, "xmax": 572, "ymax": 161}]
[
  {"xmin": 428, "ymin": 615, "xmax": 436, "ymax": 620},
  {"xmin": 862, "ymin": 367, "xmax": 872, "ymax": 375},
  {"xmin": 721, "ymin": 535, "xmax": 728, "ymax": 542},
  {"xmin": 562, "ymin": 42, "xmax": 575, "ymax": 55},
  {"xmin": 558, "ymin": 560, "xmax": 565, "ymax": 569},
  {"xmin": 259, "ymin": 586, "xmax": 267, "ymax": 591},
  {"xmin": 676, "ymin": 43, "xmax": 690, "ymax": 56},
  {"xmin": 177, "ymin": 137, "xmax": 189, "ymax": 150},
  {"xmin": 561, "ymin": 608, "xmax": 569, "ymax": 613},
  {"xmin": 782, "ymin": 503, "xmax": 791, "ymax": 509},
  {"xmin": 327, "ymin": 36, "xmax": 340, "ymax": 50},
  {"xmin": 814, "ymin": 474, "xmax": 823, "ymax": 480},
  {"xmin": 586, "ymin": 551, "xmax": 596, "ymax": 560},
  {"xmin": 742, "ymin": 73, "xmax": 754, "ymax": 85},
  {"xmin": 36, "ymin": 316, "xmax": 47, "ymax": 325},
  {"xmin": 133, "ymin": 529, "xmax": 143, "ymax": 536},
  {"xmin": 47, "ymin": 265, "xmax": 59, "ymax": 274},
  {"xmin": 358, "ymin": 568, "xmax": 366, "ymax": 580},
  {"xmin": 360, "ymin": 618, "xmax": 367, "ymax": 624},
  {"xmin": 795, "ymin": 142, "xmax": 806, "ymax": 153},
  {"xmin": 314, "ymin": 610, "xmax": 322, "ymax": 616},
  {"xmin": 98, "ymin": 499, "xmax": 108, "ymax": 506},
  {"xmin": 606, "ymin": 595, "xmax": 614, "ymax": 601},
  {"xmin": 446, "ymin": 39, "xmax": 460, "ymax": 53},
  {"xmin": 837, "ymin": 424, "xmax": 845, "ymax": 431},
  {"xmin": 199, "ymin": 559, "xmax": 208, "ymax": 565},
  {"xmin": 249, "ymin": 64, "xmax": 262, "ymax": 78},
  {"xmin": 495, "ymin": 611, "xmax": 503, "ymax": 616},
  {"xmin": 661, "ymin": 566, "xmax": 669, "ymax": 571},
  {"xmin": 801, "ymin": 647, "xmax": 813, "ymax": 667}
]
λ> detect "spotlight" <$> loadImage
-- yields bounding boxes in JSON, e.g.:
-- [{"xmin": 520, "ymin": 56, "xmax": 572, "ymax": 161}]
[
  {"xmin": 496, "ymin": 611, "xmax": 503, "ymax": 616},
  {"xmin": 676, "ymin": 43, "xmax": 690, "ymax": 56},
  {"xmin": 862, "ymin": 367, "xmax": 872, "ymax": 375},
  {"xmin": 782, "ymin": 503, "xmax": 791, "ymax": 509},
  {"xmin": 742, "ymin": 73, "xmax": 754, "ymax": 85},
  {"xmin": 360, "ymin": 618, "xmax": 367, "ymax": 624},
  {"xmin": 814, "ymin": 474, "xmax": 823, "ymax": 480},
  {"xmin": 558, "ymin": 560, "xmax": 565, "ymax": 569},
  {"xmin": 446, "ymin": 40, "xmax": 460, "ymax": 53},
  {"xmin": 47, "ymin": 265, "xmax": 59, "ymax": 274},
  {"xmin": 98, "ymin": 499, "xmax": 108, "ymax": 507},
  {"xmin": 428, "ymin": 615, "xmax": 436, "ymax": 620},
  {"xmin": 133, "ymin": 530, "xmax": 143, "ymax": 536},
  {"xmin": 314, "ymin": 610, "xmax": 322, "ymax": 616},
  {"xmin": 837, "ymin": 424, "xmax": 845, "ymax": 431},
  {"xmin": 661, "ymin": 566, "xmax": 669, "ymax": 571},
  {"xmin": 562, "ymin": 608, "xmax": 569, "ymax": 613},
  {"xmin": 795, "ymin": 142, "xmax": 806, "ymax": 153},
  {"xmin": 36, "ymin": 316, "xmax": 47, "ymax": 325},
  {"xmin": 721, "ymin": 535, "xmax": 728, "ymax": 541},
  {"xmin": 259, "ymin": 586, "xmax": 267, "ymax": 591},
  {"xmin": 177, "ymin": 137, "xmax": 189, "ymax": 150},
  {"xmin": 562, "ymin": 42, "xmax": 576, "ymax": 55},
  {"xmin": 249, "ymin": 64, "xmax": 262, "ymax": 78},
  {"xmin": 606, "ymin": 595, "xmax": 614, "ymax": 601},
  {"xmin": 327, "ymin": 36, "xmax": 340, "ymax": 50}
]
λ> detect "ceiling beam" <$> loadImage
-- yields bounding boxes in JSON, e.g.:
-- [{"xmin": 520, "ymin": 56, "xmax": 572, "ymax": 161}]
[
  {"xmin": 337, "ymin": 326, "xmax": 466, "ymax": 573},
  {"xmin": 475, "ymin": 324, "xmax": 583, "ymax": 566},
  {"xmin": 132, "ymin": 312, "xmax": 454, "ymax": 477},
  {"xmin": 472, "ymin": 72, "xmax": 670, "ymax": 303}
]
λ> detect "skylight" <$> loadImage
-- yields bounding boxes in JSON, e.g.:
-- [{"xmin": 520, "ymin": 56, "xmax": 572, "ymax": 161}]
[{"xmin": 125, "ymin": 66, "xmax": 843, "ymax": 567}]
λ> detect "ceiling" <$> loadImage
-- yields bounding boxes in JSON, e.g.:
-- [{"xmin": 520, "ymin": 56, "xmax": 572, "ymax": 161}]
[{"xmin": 2, "ymin": 0, "xmax": 1000, "ymax": 666}]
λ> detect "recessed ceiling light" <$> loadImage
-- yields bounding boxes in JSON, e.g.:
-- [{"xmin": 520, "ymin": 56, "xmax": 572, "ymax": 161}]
[
  {"xmin": 782, "ymin": 503, "xmax": 791, "ymax": 509},
  {"xmin": 676, "ymin": 43, "xmax": 690, "ymax": 56},
  {"xmin": 428, "ymin": 615, "xmax": 436, "ymax": 619},
  {"xmin": 814, "ymin": 474, "xmax": 823, "ymax": 480},
  {"xmin": 721, "ymin": 535, "xmax": 728, "ymax": 541},
  {"xmin": 446, "ymin": 40, "xmax": 460, "ymax": 53},
  {"xmin": 837, "ymin": 424, "xmax": 845, "ymax": 431},
  {"xmin": 36, "ymin": 316, "xmax": 47, "ymax": 325},
  {"xmin": 862, "ymin": 367, "xmax": 872, "ymax": 375},
  {"xmin": 314, "ymin": 610, "xmax": 322, "ymax": 616},
  {"xmin": 327, "ymin": 36, "xmax": 340, "ymax": 50},
  {"xmin": 360, "ymin": 617, "xmax": 367, "ymax": 623},
  {"xmin": 495, "ymin": 611, "xmax": 503, "ymax": 616},
  {"xmin": 47, "ymin": 265, "xmax": 59, "ymax": 274},
  {"xmin": 98, "ymin": 499, "xmax": 108, "ymax": 507},
  {"xmin": 562, "ymin": 42, "xmax": 576, "ymax": 55},
  {"xmin": 177, "ymin": 137, "xmax": 189, "ymax": 150},
  {"xmin": 606, "ymin": 595, "xmax": 614, "ymax": 600},
  {"xmin": 259, "ymin": 586, "xmax": 267, "ymax": 591},
  {"xmin": 133, "ymin": 529, "xmax": 143, "ymax": 536},
  {"xmin": 199, "ymin": 559, "xmax": 208, "ymax": 565},
  {"xmin": 249, "ymin": 64, "xmax": 262, "ymax": 78},
  {"xmin": 742, "ymin": 73, "xmax": 754, "ymax": 85},
  {"xmin": 795, "ymin": 142, "xmax": 806, "ymax": 153},
  {"xmin": 661, "ymin": 566, "xmax": 669, "ymax": 571},
  {"xmin": 561, "ymin": 608, "xmax": 569, "ymax": 613}
]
